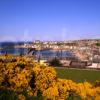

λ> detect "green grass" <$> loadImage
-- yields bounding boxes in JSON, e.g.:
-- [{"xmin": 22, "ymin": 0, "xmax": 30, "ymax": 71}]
[{"xmin": 55, "ymin": 68, "xmax": 100, "ymax": 83}]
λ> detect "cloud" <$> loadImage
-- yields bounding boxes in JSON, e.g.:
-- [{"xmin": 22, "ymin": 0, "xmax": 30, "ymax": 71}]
[
  {"xmin": 0, "ymin": 30, "xmax": 99, "ymax": 42},
  {"xmin": 0, "ymin": 35, "xmax": 17, "ymax": 42},
  {"xmin": 0, "ymin": 29, "xmax": 33, "ymax": 42}
]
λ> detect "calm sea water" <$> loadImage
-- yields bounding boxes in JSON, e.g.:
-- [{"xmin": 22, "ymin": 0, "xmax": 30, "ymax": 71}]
[
  {"xmin": 0, "ymin": 42, "xmax": 28, "ymax": 55},
  {"xmin": 0, "ymin": 42, "xmax": 73, "ymax": 58}
]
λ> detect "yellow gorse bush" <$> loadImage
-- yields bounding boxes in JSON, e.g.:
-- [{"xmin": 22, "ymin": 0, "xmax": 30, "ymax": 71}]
[
  {"xmin": 18, "ymin": 94, "xmax": 26, "ymax": 100},
  {"xmin": 0, "ymin": 55, "xmax": 100, "ymax": 100}
]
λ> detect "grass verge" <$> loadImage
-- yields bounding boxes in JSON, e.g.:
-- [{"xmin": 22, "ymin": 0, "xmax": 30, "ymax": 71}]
[{"xmin": 55, "ymin": 68, "xmax": 100, "ymax": 83}]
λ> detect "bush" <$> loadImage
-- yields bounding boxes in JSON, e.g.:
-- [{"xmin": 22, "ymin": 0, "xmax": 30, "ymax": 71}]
[
  {"xmin": 0, "ymin": 55, "xmax": 100, "ymax": 99},
  {"xmin": 95, "ymin": 43, "xmax": 100, "ymax": 46},
  {"xmin": 49, "ymin": 58, "xmax": 62, "ymax": 67},
  {"xmin": 0, "ymin": 89, "xmax": 18, "ymax": 100}
]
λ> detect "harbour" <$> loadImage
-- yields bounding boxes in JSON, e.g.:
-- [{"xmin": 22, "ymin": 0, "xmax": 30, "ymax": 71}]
[{"xmin": 0, "ymin": 40, "xmax": 100, "ymax": 69}]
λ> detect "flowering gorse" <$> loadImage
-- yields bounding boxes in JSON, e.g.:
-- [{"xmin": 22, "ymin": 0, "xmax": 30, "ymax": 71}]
[{"xmin": 0, "ymin": 55, "xmax": 100, "ymax": 100}]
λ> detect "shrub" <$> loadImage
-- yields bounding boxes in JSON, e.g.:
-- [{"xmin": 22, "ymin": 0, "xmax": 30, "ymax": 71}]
[
  {"xmin": 0, "ymin": 55, "xmax": 100, "ymax": 99},
  {"xmin": 49, "ymin": 58, "xmax": 62, "ymax": 67}
]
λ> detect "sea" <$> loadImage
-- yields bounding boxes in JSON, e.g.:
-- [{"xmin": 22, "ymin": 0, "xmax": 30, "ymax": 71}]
[{"xmin": 0, "ymin": 42, "xmax": 74, "ymax": 59}]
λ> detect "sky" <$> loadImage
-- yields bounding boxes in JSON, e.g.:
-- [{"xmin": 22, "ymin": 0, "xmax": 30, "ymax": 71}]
[{"xmin": 0, "ymin": 0, "xmax": 100, "ymax": 41}]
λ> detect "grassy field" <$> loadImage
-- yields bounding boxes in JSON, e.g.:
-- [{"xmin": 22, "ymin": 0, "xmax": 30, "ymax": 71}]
[{"xmin": 55, "ymin": 68, "xmax": 100, "ymax": 83}]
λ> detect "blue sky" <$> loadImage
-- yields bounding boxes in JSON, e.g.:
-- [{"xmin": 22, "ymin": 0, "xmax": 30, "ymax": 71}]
[{"xmin": 0, "ymin": 0, "xmax": 100, "ymax": 41}]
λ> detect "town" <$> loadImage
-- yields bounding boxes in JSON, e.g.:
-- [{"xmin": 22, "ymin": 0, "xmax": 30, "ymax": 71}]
[{"xmin": 14, "ymin": 39, "xmax": 100, "ymax": 69}]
